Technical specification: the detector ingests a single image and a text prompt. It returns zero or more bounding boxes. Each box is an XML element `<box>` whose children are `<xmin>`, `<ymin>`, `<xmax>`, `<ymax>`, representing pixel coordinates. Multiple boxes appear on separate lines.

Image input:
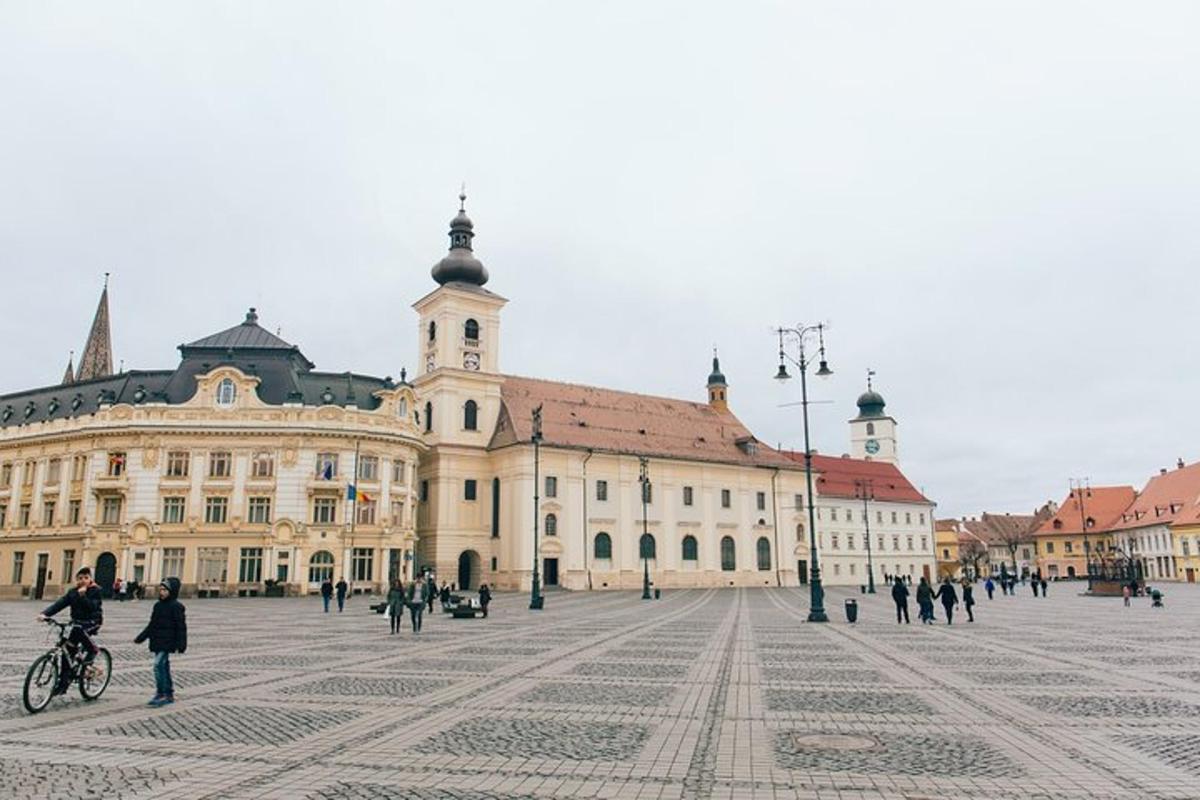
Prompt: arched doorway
<box><xmin>95</xmin><ymin>552</ymin><xmax>117</xmax><ymax>597</ymax></box>
<box><xmin>458</xmin><ymin>550</ymin><xmax>481</xmax><ymax>591</ymax></box>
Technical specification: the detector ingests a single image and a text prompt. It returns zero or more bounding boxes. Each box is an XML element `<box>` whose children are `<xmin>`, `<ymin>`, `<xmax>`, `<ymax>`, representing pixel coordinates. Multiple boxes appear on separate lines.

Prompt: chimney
<box><xmin>1160</xmin><ymin>468</ymin><xmax>1168</xmax><ymax>475</ymax></box>
<box><xmin>1178</xmin><ymin>458</ymin><xmax>1186</xmax><ymax>469</ymax></box>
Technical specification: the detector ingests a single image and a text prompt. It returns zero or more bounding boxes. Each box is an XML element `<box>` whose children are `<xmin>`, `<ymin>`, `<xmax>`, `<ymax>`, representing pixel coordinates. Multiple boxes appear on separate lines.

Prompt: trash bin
<box><xmin>654</xmin><ymin>588</ymin><xmax>661</xmax><ymax>600</ymax></box>
<box><xmin>860</xmin><ymin>585</ymin><xmax>866</xmax><ymax>594</ymax></box>
<box><xmin>844</xmin><ymin>598</ymin><xmax>858</xmax><ymax>623</ymax></box>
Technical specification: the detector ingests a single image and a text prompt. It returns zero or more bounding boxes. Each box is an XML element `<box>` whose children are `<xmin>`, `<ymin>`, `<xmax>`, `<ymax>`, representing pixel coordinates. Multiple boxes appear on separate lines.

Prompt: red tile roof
<box><xmin>1113</xmin><ymin>461</ymin><xmax>1200</xmax><ymax>530</ymax></box>
<box><xmin>1035</xmin><ymin>486</ymin><xmax>1137</xmax><ymax>536</ymax></box>
<box><xmin>961</xmin><ymin>512</ymin><xmax>1046</xmax><ymax>545</ymax></box>
<box><xmin>782</xmin><ymin>452</ymin><xmax>931</xmax><ymax>505</ymax></box>
<box><xmin>489</xmin><ymin>375</ymin><xmax>799</xmax><ymax>469</ymax></box>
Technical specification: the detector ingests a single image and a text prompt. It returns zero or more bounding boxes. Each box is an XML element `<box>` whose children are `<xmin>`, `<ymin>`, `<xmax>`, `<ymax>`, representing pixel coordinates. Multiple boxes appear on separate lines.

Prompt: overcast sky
<box><xmin>3</xmin><ymin>2</ymin><xmax>1198</xmax><ymax>518</ymax></box>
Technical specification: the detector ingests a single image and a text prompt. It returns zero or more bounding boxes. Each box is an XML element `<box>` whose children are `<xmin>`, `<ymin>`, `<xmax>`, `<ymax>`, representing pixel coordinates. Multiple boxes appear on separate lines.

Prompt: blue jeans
<box><xmin>323</xmin><ymin>595</ymin><xmax>331</xmax><ymax>612</ymax></box>
<box><xmin>154</xmin><ymin>651</ymin><xmax>174</xmax><ymax>697</ymax></box>
<box><xmin>337</xmin><ymin>594</ymin><xmax>346</xmax><ymax>612</ymax></box>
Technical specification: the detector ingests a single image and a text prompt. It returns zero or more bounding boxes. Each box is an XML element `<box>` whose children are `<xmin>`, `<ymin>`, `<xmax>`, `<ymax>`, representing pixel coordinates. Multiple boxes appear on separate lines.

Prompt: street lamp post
<box><xmin>856</xmin><ymin>479</ymin><xmax>876</xmax><ymax>594</ymax></box>
<box><xmin>529</xmin><ymin>405</ymin><xmax>544</xmax><ymax>610</ymax></box>
<box><xmin>774</xmin><ymin>323</ymin><xmax>833</xmax><ymax>623</ymax></box>
<box><xmin>1070</xmin><ymin>478</ymin><xmax>1093</xmax><ymax>592</ymax></box>
<box><xmin>639</xmin><ymin>457</ymin><xmax>652</xmax><ymax>600</ymax></box>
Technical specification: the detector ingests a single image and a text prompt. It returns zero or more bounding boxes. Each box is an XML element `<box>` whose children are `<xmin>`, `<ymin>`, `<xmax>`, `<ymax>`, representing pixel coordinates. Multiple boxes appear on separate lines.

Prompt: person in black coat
<box><xmin>935</xmin><ymin>578</ymin><xmax>959</xmax><ymax>625</ymax></box>
<box><xmin>134</xmin><ymin>577</ymin><xmax>187</xmax><ymax>707</ymax></box>
<box><xmin>335</xmin><ymin>578</ymin><xmax>348</xmax><ymax>612</ymax></box>
<box><xmin>891</xmin><ymin>578</ymin><xmax>910</xmax><ymax>624</ymax></box>
<box><xmin>39</xmin><ymin>566</ymin><xmax>104</xmax><ymax>666</ymax></box>
<box><xmin>478</xmin><ymin>583</ymin><xmax>492</xmax><ymax>618</ymax></box>
<box><xmin>962</xmin><ymin>580</ymin><xmax>976</xmax><ymax>622</ymax></box>
<box><xmin>320</xmin><ymin>579</ymin><xmax>334</xmax><ymax>613</ymax></box>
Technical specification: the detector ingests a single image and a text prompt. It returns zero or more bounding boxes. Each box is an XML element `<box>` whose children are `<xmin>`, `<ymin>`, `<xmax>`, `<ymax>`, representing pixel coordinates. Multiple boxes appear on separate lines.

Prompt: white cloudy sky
<box><xmin>2</xmin><ymin>2</ymin><xmax>1198</xmax><ymax>518</ymax></box>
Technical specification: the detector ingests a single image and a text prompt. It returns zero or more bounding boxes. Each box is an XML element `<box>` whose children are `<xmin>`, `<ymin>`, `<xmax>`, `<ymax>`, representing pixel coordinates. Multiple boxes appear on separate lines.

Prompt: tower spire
<box><xmin>61</xmin><ymin>351</ymin><xmax>75</xmax><ymax>385</ymax></box>
<box><xmin>707</xmin><ymin>348</ymin><xmax>728</xmax><ymax>410</ymax></box>
<box><xmin>76</xmin><ymin>274</ymin><xmax>114</xmax><ymax>381</ymax></box>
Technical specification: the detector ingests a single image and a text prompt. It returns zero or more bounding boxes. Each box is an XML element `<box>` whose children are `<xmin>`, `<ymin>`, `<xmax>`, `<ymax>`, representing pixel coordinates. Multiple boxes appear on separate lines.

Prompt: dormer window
<box><xmin>1053</xmin><ymin>519</ymin><xmax>1063</xmax><ymax>530</ymax></box>
<box><xmin>71</xmin><ymin>395</ymin><xmax>83</xmax><ymax>412</ymax></box>
<box><xmin>397</xmin><ymin>397</ymin><xmax>408</xmax><ymax>419</ymax></box>
<box><xmin>132</xmin><ymin>386</ymin><xmax>147</xmax><ymax>404</ymax></box>
<box><xmin>216</xmin><ymin>379</ymin><xmax>237</xmax><ymax>407</ymax></box>
<box><xmin>464</xmin><ymin>318</ymin><xmax>480</xmax><ymax>342</ymax></box>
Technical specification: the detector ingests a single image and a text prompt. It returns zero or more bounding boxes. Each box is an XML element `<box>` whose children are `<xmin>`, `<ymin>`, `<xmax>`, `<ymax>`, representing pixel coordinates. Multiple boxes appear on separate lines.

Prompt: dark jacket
<box><xmin>478</xmin><ymin>586</ymin><xmax>492</xmax><ymax>606</ymax></box>
<box><xmin>891</xmin><ymin>581</ymin><xmax>909</xmax><ymax>603</ymax></box>
<box><xmin>935</xmin><ymin>582</ymin><xmax>959</xmax><ymax>605</ymax></box>
<box><xmin>134</xmin><ymin>578</ymin><xmax>187</xmax><ymax>654</ymax></box>
<box><xmin>335</xmin><ymin>580</ymin><xmax>348</xmax><ymax>598</ymax></box>
<box><xmin>963</xmin><ymin>585</ymin><xmax>975</xmax><ymax>606</ymax></box>
<box><xmin>320</xmin><ymin>580</ymin><xmax>334</xmax><ymax>598</ymax></box>
<box><xmin>43</xmin><ymin>584</ymin><xmax>103</xmax><ymax>625</ymax></box>
<box><xmin>916</xmin><ymin>582</ymin><xmax>933</xmax><ymax>604</ymax></box>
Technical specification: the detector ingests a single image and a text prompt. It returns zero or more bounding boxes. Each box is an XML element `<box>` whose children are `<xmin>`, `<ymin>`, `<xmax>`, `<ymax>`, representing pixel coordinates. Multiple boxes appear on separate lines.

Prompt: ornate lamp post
<box><xmin>639</xmin><ymin>456</ymin><xmax>652</xmax><ymax>600</ymax></box>
<box><xmin>855</xmin><ymin>479</ymin><xmax>876</xmax><ymax>594</ymax></box>
<box><xmin>529</xmin><ymin>405</ymin><xmax>544</xmax><ymax>610</ymax></box>
<box><xmin>1069</xmin><ymin>478</ymin><xmax>1093</xmax><ymax>592</ymax></box>
<box><xmin>774</xmin><ymin>323</ymin><xmax>833</xmax><ymax>622</ymax></box>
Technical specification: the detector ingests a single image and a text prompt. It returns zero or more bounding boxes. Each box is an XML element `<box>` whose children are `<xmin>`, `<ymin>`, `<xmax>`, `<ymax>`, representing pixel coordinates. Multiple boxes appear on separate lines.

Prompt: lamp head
<box><xmin>774</xmin><ymin>362</ymin><xmax>791</xmax><ymax>382</ymax></box>
<box><xmin>816</xmin><ymin>359</ymin><xmax>833</xmax><ymax>378</ymax></box>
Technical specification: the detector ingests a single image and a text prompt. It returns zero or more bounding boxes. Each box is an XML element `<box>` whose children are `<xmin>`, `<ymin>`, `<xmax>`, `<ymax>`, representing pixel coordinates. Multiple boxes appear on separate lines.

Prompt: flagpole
<box><xmin>349</xmin><ymin>439</ymin><xmax>360</xmax><ymax>584</ymax></box>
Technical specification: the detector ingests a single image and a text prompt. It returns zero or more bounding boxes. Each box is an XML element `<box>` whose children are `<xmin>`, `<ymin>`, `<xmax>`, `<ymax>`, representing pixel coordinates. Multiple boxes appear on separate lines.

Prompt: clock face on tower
<box><xmin>865</xmin><ymin>439</ymin><xmax>881</xmax><ymax>455</ymax></box>
<box><xmin>463</xmin><ymin>352</ymin><xmax>480</xmax><ymax>371</ymax></box>
<box><xmin>425</xmin><ymin>352</ymin><xmax>436</xmax><ymax>373</ymax></box>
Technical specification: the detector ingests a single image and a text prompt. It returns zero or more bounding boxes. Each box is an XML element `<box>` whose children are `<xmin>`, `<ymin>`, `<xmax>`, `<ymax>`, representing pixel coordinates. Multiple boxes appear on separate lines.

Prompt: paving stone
<box><xmin>96</xmin><ymin>704</ymin><xmax>360</xmax><ymax>745</ymax></box>
<box><xmin>280</xmin><ymin>676</ymin><xmax>451</xmax><ymax>698</ymax></box>
<box><xmin>764</xmin><ymin>688</ymin><xmax>935</xmax><ymax>715</ymax></box>
<box><xmin>423</xmin><ymin>717</ymin><xmax>650</xmax><ymax>761</ymax></box>
<box><xmin>774</xmin><ymin>730</ymin><xmax>1024</xmax><ymax>777</ymax></box>
<box><xmin>517</xmin><ymin>681</ymin><xmax>675</xmax><ymax>706</ymax></box>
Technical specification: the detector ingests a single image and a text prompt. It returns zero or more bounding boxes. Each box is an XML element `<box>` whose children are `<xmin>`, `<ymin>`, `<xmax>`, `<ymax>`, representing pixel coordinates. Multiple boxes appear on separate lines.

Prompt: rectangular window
<box><xmin>12</xmin><ymin>551</ymin><xmax>25</xmax><ymax>583</ymax></box>
<box><xmin>420</xmin><ymin>480</ymin><xmax>429</xmax><ymax>502</ymax></box>
<box><xmin>104</xmin><ymin>498</ymin><xmax>126</xmax><ymax>525</ymax></box>
<box><xmin>833</xmin><ymin>563</ymin><xmax>840</xmax><ymax>576</ymax></box>
<box><xmin>1064</xmin><ymin>541</ymin><xmax>1074</xmax><ymax>554</ymax></box>
<box><xmin>545</xmin><ymin>476</ymin><xmax>558</xmax><ymax>498</ymax></box>
<box><xmin>1022</xmin><ymin>547</ymin><xmax>1031</xmax><ymax>560</ymax></box>
<box><xmin>392</xmin><ymin>460</ymin><xmax>406</xmax><ymax>483</ymax></box>
<box><xmin>0</xmin><ymin>503</ymin><xmax>9</xmax><ymax>527</ymax></box>
<box><xmin>906</xmin><ymin>535</ymin><xmax>914</xmax><ymax>551</ymax></box>
<box><xmin>71</xmin><ymin>455</ymin><xmax>87</xmax><ymax>482</ymax></box>
<box><xmin>316</xmin><ymin>452</ymin><xmax>338</xmax><ymax>479</ymax></box>
<box><xmin>721</xmin><ymin>489</ymin><xmax>731</xmax><ymax>509</ymax></box>
<box><xmin>850</xmin><ymin>563</ymin><xmax>856</xmax><ymax>576</ymax></box>
<box><xmin>251</xmin><ymin>452</ymin><xmax>274</xmax><ymax>478</ymax></box>
<box><xmin>877</xmin><ymin>535</ymin><xmax>884</xmax><ymax>550</ymax></box>
<box><xmin>204</xmin><ymin>496</ymin><xmax>228</xmax><ymax>524</ymax></box>
<box><xmin>831</xmin><ymin>534</ymin><xmax>839</xmax><ymax>549</ymax></box>
<box><xmin>208</xmin><ymin>451</ymin><xmax>231</xmax><ymax>478</ymax></box>
<box><xmin>0</xmin><ymin>462</ymin><xmax>11</xmax><ymax>486</ymax></box>
<box><xmin>876</xmin><ymin>510</ymin><xmax>883</xmax><ymax>523</ymax></box>
<box><xmin>464</xmin><ymin>479</ymin><xmax>477</xmax><ymax>501</ymax></box>
<box><xmin>391</xmin><ymin>500</ymin><xmax>405</xmax><ymax>525</ymax></box>
<box><xmin>42</xmin><ymin>501</ymin><xmax>55</xmax><ymax>527</ymax></box>
<box><xmin>847</xmin><ymin>534</ymin><xmax>855</xmax><ymax>549</ymax></box>
<box><xmin>905</xmin><ymin>512</ymin><xmax>912</xmax><ymax>525</ymax></box>
<box><xmin>238</xmin><ymin>548</ymin><xmax>263</xmax><ymax>583</ymax></box>
<box><xmin>358</xmin><ymin>455</ymin><xmax>379</xmax><ymax>481</ymax></box>
<box><xmin>596</xmin><ymin>480</ymin><xmax>608</xmax><ymax>501</ymax></box>
<box><xmin>830</xmin><ymin>508</ymin><xmax>838</xmax><ymax>522</ymax></box>
<box><xmin>892</xmin><ymin>535</ymin><xmax>900</xmax><ymax>551</ymax></box>
<box><xmin>166</xmin><ymin>451</ymin><xmax>190</xmax><ymax>478</ymax></box>
<box><xmin>162</xmin><ymin>547</ymin><xmax>184</xmax><ymax>579</ymax></box>
<box><xmin>46</xmin><ymin>458</ymin><xmax>61</xmax><ymax>485</ymax></box>
<box><xmin>106</xmin><ymin>453</ymin><xmax>125</xmax><ymax>477</ymax></box>
<box><xmin>313</xmin><ymin>497</ymin><xmax>338</xmax><ymax>524</ymax></box>
<box><xmin>23</xmin><ymin>460</ymin><xmax>36</xmax><ymax>485</ymax></box>
<box><xmin>794</xmin><ymin>493</ymin><xmax>804</xmax><ymax>511</ymax></box>
<box><xmin>162</xmin><ymin>497</ymin><xmax>186</xmax><ymax>524</ymax></box>
<box><xmin>919</xmin><ymin>513</ymin><xmax>926</xmax><ymax>526</ymax></box>
<box><xmin>351</xmin><ymin>547</ymin><xmax>373</xmax><ymax>582</ymax></box>
<box><xmin>891</xmin><ymin>511</ymin><xmax>898</xmax><ymax>524</ymax></box>
<box><xmin>1046</xmin><ymin>542</ymin><xmax>1055</xmax><ymax>554</ymax></box>
<box><xmin>15</xmin><ymin>503</ymin><xmax>30</xmax><ymax>527</ymax></box>
<box><xmin>68</xmin><ymin>500</ymin><xmax>81</xmax><ymax>526</ymax></box>
<box><xmin>920</xmin><ymin>536</ymin><xmax>927</xmax><ymax>551</ymax></box>
<box><xmin>863</xmin><ymin>534</ymin><xmax>869</xmax><ymax>550</ymax></box>
<box><xmin>756</xmin><ymin>491</ymin><xmax>766</xmax><ymax>511</ymax></box>
<box><xmin>683</xmin><ymin>486</ymin><xmax>694</xmax><ymax>506</ymax></box>
<box><xmin>247</xmin><ymin>497</ymin><xmax>272</xmax><ymax>524</ymax></box>
<box><xmin>62</xmin><ymin>549</ymin><xmax>75</xmax><ymax>579</ymax></box>
<box><xmin>197</xmin><ymin>547</ymin><xmax>228</xmax><ymax>584</ymax></box>
<box><xmin>356</xmin><ymin>499</ymin><xmax>376</xmax><ymax>525</ymax></box>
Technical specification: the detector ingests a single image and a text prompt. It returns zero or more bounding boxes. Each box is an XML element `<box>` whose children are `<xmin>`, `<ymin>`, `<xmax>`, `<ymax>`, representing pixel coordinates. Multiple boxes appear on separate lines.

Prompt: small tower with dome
<box><xmin>706</xmin><ymin>350</ymin><xmax>729</xmax><ymax>411</ymax></box>
<box><xmin>849</xmin><ymin>370</ymin><xmax>898</xmax><ymax>463</ymax></box>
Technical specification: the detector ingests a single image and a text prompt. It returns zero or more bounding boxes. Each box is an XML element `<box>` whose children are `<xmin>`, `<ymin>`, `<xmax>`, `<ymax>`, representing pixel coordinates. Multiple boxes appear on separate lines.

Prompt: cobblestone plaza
<box><xmin>2</xmin><ymin>585</ymin><xmax>1199</xmax><ymax>799</ymax></box>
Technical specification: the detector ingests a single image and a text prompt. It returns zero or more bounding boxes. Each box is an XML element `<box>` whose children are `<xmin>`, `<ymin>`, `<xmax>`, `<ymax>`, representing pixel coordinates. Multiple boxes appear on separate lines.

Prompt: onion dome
<box><xmin>431</xmin><ymin>191</ymin><xmax>489</xmax><ymax>286</ymax></box>
<box><xmin>707</xmin><ymin>353</ymin><xmax>727</xmax><ymax>387</ymax></box>
<box><xmin>856</xmin><ymin>389</ymin><xmax>886</xmax><ymax>418</ymax></box>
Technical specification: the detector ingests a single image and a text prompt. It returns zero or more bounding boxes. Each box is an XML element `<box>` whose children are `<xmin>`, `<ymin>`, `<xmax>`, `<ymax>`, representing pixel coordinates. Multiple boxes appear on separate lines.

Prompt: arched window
<box><xmin>640</xmin><ymin>533</ymin><xmax>656</xmax><ymax>560</ymax></box>
<box><xmin>866</xmin><ymin>422</ymin><xmax>875</xmax><ymax>435</ymax></box>
<box><xmin>428</xmin><ymin>320</ymin><xmax>436</xmax><ymax>342</ymax></box>
<box><xmin>398</xmin><ymin>397</ymin><xmax>408</xmax><ymax>419</ymax></box>
<box><xmin>216</xmin><ymin>379</ymin><xmax>237</xmax><ymax>407</ymax></box>
<box><xmin>721</xmin><ymin>536</ymin><xmax>736</xmax><ymax>571</ymax></box>
<box><xmin>464</xmin><ymin>318</ymin><xmax>480</xmax><ymax>341</ymax></box>
<box><xmin>424</xmin><ymin>401</ymin><xmax>432</xmax><ymax>433</ymax></box>
<box><xmin>757</xmin><ymin>537</ymin><xmax>772</xmax><ymax>571</ymax></box>
<box><xmin>545</xmin><ymin>513</ymin><xmax>557</xmax><ymax>536</ymax></box>
<box><xmin>682</xmin><ymin>535</ymin><xmax>698</xmax><ymax>561</ymax></box>
<box><xmin>308</xmin><ymin>550</ymin><xmax>335</xmax><ymax>583</ymax></box>
<box><xmin>464</xmin><ymin>400</ymin><xmax>478</xmax><ymax>431</ymax></box>
<box><xmin>796</xmin><ymin>523</ymin><xmax>805</xmax><ymax>541</ymax></box>
<box><xmin>594</xmin><ymin>532</ymin><xmax>612</xmax><ymax>559</ymax></box>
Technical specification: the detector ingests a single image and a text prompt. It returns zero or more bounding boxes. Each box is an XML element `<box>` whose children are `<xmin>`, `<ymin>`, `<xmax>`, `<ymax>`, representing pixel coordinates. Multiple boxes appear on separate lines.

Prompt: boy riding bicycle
<box><xmin>37</xmin><ymin>566</ymin><xmax>104</xmax><ymax>665</ymax></box>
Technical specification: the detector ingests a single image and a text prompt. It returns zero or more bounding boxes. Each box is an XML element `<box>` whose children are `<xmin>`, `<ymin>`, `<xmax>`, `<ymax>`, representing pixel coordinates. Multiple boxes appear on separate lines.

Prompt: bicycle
<box><xmin>22</xmin><ymin>619</ymin><xmax>112</xmax><ymax>714</ymax></box>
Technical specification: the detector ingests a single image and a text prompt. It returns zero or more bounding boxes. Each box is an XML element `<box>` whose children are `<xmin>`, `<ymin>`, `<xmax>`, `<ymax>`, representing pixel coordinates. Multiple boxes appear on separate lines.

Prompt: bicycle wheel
<box><xmin>22</xmin><ymin>653</ymin><xmax>59</xmax><ymax>714</ymax></box>
<box><xmin>79</xmin><ymin>648</ymin><xmax>112</xmax><ymax>701</ymax></box>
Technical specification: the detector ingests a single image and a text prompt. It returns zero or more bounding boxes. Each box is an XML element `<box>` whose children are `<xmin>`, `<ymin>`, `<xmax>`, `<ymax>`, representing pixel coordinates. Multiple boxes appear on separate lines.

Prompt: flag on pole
<box><xmin>347</xmin><ymin>484</ymin><xmax>371</xmax><ymax>504</ymax></box>
<box><xmin>322</xmin><ymin>461</ymin><xmax>333</xmax><ymax>480</ymax></box>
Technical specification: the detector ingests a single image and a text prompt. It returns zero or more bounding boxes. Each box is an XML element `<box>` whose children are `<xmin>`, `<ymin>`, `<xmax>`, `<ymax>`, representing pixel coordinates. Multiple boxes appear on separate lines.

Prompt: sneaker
<box><xmin>160</xmin><ymin>695</ymin><xmax>175</xmax><ymax>706</ymax></box>
<box><xmin>147</xmin><ymin>695</ymin><xmax>164</xmax><ymax>706</ymax></box>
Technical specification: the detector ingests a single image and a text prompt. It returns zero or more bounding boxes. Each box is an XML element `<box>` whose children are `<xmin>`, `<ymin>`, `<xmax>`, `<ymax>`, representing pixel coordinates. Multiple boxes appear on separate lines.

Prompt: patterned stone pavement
<box><xmin>1</xmin><ymin>583</ymin><xmax>1199</xmax><ymax>799</ymax></box>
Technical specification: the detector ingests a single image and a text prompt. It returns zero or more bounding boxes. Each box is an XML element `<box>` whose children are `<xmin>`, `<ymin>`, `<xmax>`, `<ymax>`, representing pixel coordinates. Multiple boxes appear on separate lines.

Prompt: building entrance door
<box><xmin>1187</xmin><ymin>568</ymin><xmax>1196</xmax><ymax>583</ymax></box>
<box><xmin>543</xmin><ymin>558</ymin><xmax>559</xmax><ymax>586</ymax></box>
<box><xmin>34</xmin><ymin>553</ymin><xmax>49</xmax><ymax>600</ymax></box>
<box><xmin>797</xmin><ymin>560</ymin><xmax>807</xmax><ymax>585</ymax></box>
<box><xmin>95</xmin><ymin>553</ymin><xmax>117</xmax><ymax>597</ymax></box>
<box><xmin>922</xmin><ymin>564</ymin><xmax>931</xmax><ymax>582</ymax></box>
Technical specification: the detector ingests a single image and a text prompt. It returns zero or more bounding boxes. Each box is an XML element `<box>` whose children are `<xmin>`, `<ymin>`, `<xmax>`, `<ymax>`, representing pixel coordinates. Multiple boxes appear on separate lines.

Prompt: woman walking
<box><xmin>406</xmin><ymin>575</ymin><xmax>427</xmax><ymax>633</ymax></box>
<box><xmin>916</xmin><ymin>577</ymin><xmax>934</xmax><ymax>624</ymax></box>
<box><xmin>386</xmin><ymin>579</ymin><xmax>405</xmax><ymax>635</ymax></box>
<box><xmin>962</xmin><ymin>579</ymin><xmax>976</xmax><ymax>622</ymax></box>
<box><xmin>935</xmin><ymin>578</ymin><xmax>959</xmax><ymax>625</ymax></box>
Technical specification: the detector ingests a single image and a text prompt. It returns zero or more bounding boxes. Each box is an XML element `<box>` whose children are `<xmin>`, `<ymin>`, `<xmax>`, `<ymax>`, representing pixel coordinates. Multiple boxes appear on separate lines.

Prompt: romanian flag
<box><xmin>347</xmin><ymin>484</ymin><xmax>371</xmax><ymax>504</ymax></box>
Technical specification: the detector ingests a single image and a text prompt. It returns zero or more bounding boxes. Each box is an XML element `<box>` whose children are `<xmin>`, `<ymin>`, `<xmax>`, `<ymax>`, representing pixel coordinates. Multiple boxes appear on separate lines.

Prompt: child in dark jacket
<box><xmin>134</xmin><ymin>577</ymin><xmax>187</xmax><ymax>707</ymax></box>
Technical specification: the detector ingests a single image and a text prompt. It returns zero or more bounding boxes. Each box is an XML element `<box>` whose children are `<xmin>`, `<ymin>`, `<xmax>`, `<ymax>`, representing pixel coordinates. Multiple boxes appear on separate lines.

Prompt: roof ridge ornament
<box><xmin>431</xmin><ymin>189</ymin><xmax>489</xmax><ymax>286</ymax></box>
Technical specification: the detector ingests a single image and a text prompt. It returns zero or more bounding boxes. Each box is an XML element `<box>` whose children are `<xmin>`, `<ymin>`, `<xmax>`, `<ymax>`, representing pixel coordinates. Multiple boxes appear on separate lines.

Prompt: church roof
<box><xmin>783</xmin><ymin>452</ymin><xmax>931</xmax><ymax>505</ymax></box>
<box><xmin>488</xmin><ymin>375</ymin><xmax>799</xmax><ymax>469</ymax></box>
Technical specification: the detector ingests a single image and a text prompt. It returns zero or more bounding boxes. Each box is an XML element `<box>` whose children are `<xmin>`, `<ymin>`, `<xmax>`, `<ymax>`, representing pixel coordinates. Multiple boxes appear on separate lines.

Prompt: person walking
<box><xmin>984</xmin><ymin>577</ymin><xmax>995</xmax><ymax>600</ymax></box>
<box><xmin>133</xmin><ymin>578</ymin><xmax>187</xmax><ymax>707</ymax></box>
<box><xmin>439</xmin><ymin>582</ymin><xmax>452</xmax><ymax>607</ymax></box>
<box><xmin>406</xmin><ymin>575</ymin><xmax>427</xmax><ymax>633</ymax></box>
<box><xmin>962</xmin><ymin>580</ymin><xmax>976</xmax><ymax>622</ymax></box>
<box><xmin>935</xmin><ymin>578</ymin><xmax>959</xmax><ymax>625</ymax></box>
<box><xmin>916</xmin><ymin>577</ymin><xmax>934</xmax><ymax>624</ymax></box>
<box><xmin>1031</xmin><ymin>576</ymin><xmax>1039</xmax><ymax>597</ymax></box>
<box><xmin>320</xmin><ymin>578</ymin><xmax>334</xmax><ymax>613</ymax></box>
<box><xmin>335</xmin><ymin>577</ymin><xmax>348</xmax><ymax>612</ymax></box>
<box><xmin>386</xmin><ymin>579</ymin><xmax>405</xmax><ymax>635</ymax></box>
<box><xmin>1122</xmin><ymin>583</ymin><xmax>1132</xmax><ymax>607</ymax></box>
<box><xmin>1040</xmin><ymin>577</ymin><xmax>1048</xmax><ymax>597</ymax></box>
<box><xmin>425</xmin><ymin>573</ymin><xmax>437</xmax><ymax>613</ymax></box>
<box><xmin>478</xmin><ymin>583</ymin><xmax>492</xmax><ymax>618</ymax></box>
<box><xmin>891</xmin><ymin>577</ymin><xmax>910</xmax><ymax>624</ymax></box>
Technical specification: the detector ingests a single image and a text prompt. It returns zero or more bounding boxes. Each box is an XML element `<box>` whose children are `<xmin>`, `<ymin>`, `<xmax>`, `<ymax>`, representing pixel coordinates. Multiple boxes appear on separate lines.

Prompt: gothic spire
<box><xmin>61</xmin><ymin>351</ymin><xmax>75</xmax><ymax>385</ymax></box>
<box><xmin>76</xmin><ymin>274</ymin><xmax>114</xmax><ymax>381</ymax></box>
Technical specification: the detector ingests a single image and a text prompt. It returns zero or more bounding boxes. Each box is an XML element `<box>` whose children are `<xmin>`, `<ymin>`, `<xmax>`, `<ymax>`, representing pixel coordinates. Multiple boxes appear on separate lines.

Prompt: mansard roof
<box><xmin>488</xmin><ymin>375</ymin><xmax>799</xmax><ymax>469</ymax></box>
